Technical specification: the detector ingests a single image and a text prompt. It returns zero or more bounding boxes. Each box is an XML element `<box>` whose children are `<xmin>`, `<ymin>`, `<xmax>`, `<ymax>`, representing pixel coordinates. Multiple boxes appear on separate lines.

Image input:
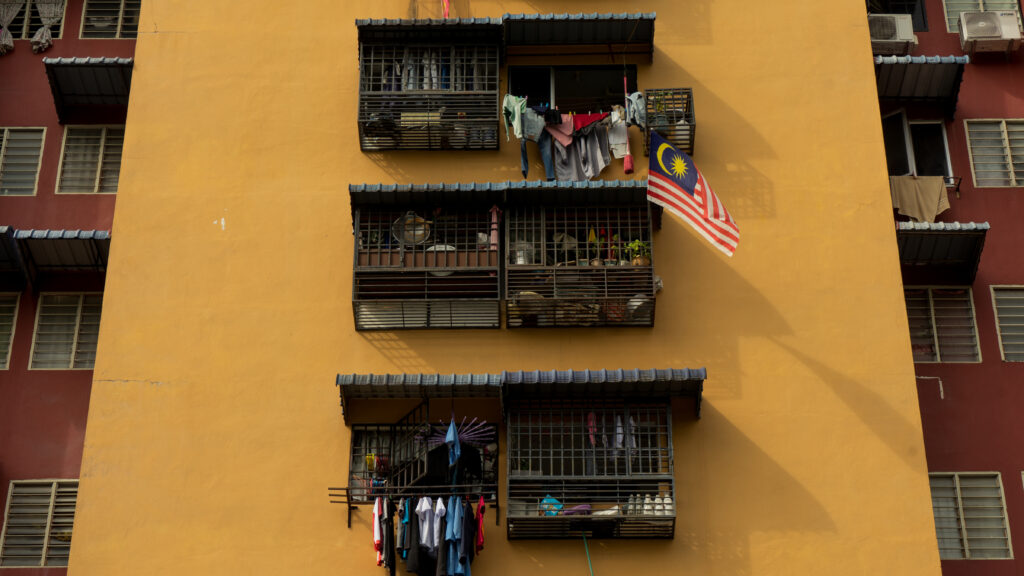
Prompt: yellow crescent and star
<box><xmin>657</xmin><ymin>142</ymin><xmax>689</xmax><ymax>180</ymax></box>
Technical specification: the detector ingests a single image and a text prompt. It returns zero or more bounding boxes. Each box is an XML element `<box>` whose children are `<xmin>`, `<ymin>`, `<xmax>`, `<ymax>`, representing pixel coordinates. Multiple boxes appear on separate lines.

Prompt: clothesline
<box><xmin>328</xmin><ymin>484</ymin><xmax>500</xmax><ymax>528</ymax></box>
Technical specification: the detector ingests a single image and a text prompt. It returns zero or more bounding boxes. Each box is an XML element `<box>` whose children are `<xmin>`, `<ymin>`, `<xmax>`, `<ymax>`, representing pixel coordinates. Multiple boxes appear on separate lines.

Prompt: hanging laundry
<box><xmin>459</xmin><ymin>500</ymin><xmax>476</xmax><ymax>576</ymax></box>
<box><xmin>522</xmin><ymin>109</ymin><xmax>545</xmax><ymax>142</ymax></box>
<box><xmin>475</xmin><ymin>496</ymin><xmax>485</xmax><ymax>555</ymax></box>
<box><xmin>544</xmin><ymin>113</ymin><xmax>574</xmax><ymax>147</ymax></box>
<box><xmin>608</xmin><ymin>107</ymin><xmax>630</xmax><ymax>159</ymax></box>
<box><xmin>373</xmin><ymin>497</ymin><xmax>384</xmax><ymax>566</ymax></box>
<box><xmin>625</xmin><ymin>92</ymin><xmax>647</xmax><ymax>129</ymax></box>
<box><xmin>501</xmin><ymin>94</ymin><xmax>528</xmax><ymax>142</ymax></box>
<box><xmin>445</xmin><ymin>495</ymin><xmax>464</xmax><ymax>576</ymax></box>
<box><xmin>576</xmin><ymin>123</ymin><xmax>610</xmax><ymax>179</ymax></box>
<box><xmin>520</xmin><ymin>129</ymin><xmax>555</xmax><ymax>181</ymax></box>
<box><xmin>416</xmin><ymin>496</ymin><xmax>435</xmax><ymax>550</ymax></box>
<box><xmin>553</xmin><ymin>140</ymin><xmax>585</xmax><ymax>181</ymax></box>
<box><xmin>432</xmin><ymin>497</ymin><xmax>447</xmax><ymax>552</ymax></box>
<box><xmin>572</xmin><ymin>112</ymin><xmax>609</xmax><ymax>132</ymax></box>
<box><xmin>405</xmin><ymin>498</ymin><xmax>422</xmax><ymax>573</ymax></box>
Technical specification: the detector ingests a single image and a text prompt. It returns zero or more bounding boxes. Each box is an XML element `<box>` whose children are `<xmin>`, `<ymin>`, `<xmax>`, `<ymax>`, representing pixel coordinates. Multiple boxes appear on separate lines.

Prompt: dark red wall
<box><xmin>0</xmin><ymin>0</ymin><xmax>134</xmax><ymax>230</ymax></box>
<box><xmin>905</xmin><ymin>1</ymin><xmax>1024</xmax><ymax>573</ymax></box>
<box><xmin>0</xmin><ymin>1</ymin><xmax>130</xmax><ymax>572</ymax></box>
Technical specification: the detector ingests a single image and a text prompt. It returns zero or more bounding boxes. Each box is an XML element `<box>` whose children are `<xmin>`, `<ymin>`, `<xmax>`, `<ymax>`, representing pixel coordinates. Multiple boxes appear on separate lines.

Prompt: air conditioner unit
<box><xmin>869</xmin><ymin>14</ymin><xmax>917</xmax><ymax>55</ymax></box>
<box><xmin>960</xmin><ymin>11</ymin><xmax>1022</xmax><ymax>53</ymax></box>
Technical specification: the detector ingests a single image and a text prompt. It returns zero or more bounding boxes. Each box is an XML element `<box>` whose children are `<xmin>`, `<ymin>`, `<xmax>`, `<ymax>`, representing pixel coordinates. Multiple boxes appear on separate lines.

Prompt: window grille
<box><xmin>29</xmin><ymin>293</ymin><xmax>103</xmax><ymax>370</ymax></box>
<box><xmin>644</xmin><ymin>88</ymin><xmax>695</xmax><ymax>156</ymax></box>
<box><xmin>349</xmin><ymin>403</ymin><xmax>498</xmax><ymax>503</ymax></box>
<box><xmin>904</xmin><ymin>287</ymin><xmax>979</xmax><ymax>362</ymax></box>
<box><xmin>81</xmin><ymin>0</ymin><xmax>140</xmax><ymax>39</ymax></box>
<box><xmin>506</xmin><ymin>400</ymin><xmax>674</xmax><ymax>539</ymax></box>
<box><xmin>929</xmin><ymin>473</ymin><xmax>1012</xmax><ymax>559</ymax></box>
<box><xmin>6</xmin><ymin>1</ymin><xmax>65</xmax><ymax>39</ymax></box>
<box><xmin>943</xmin><ymin>0</ymin><xmax>1021</xmax><ymax>32</ymax></box>
<box><xmin>0</xmin><ymin>128</ymin><xmax>45</xmax><ymax>197</ymax></box>
<box><xmin>358</xmin><ymin>44</ymin><xmax>500</xmax><ymax>150</ymax></box>
<box><xmin>505</xmin><ymin>205</ymin><xmax>655</xmax><ymax>328</ymax></box>
<box><xmin>352</xmin><ymin>207</ymin><xmax>500</xmax><ymax>329</ymax></box>
<box><xmin>966</xmin><ymin>120</ymin><xmax>1024</xmax><ymax>187</ymax></box>
<box><xmin>56</xmin><ymin>126</ymin><xmax>124</xmax><ymax>194</ymax></box>
<box><xmin>0</xmin><ymin>294</ymin><xmax>17</xmax><ymax>369</ymax></box>
<box><xmin>0</xmin><ymin>480</ymin><xmax>78</xmax><ymax>567</ymax></box>
<box><xmin>991</xmin><ymin>286</ymin><xmax>1024</xmax><ymax>361</ymax></box>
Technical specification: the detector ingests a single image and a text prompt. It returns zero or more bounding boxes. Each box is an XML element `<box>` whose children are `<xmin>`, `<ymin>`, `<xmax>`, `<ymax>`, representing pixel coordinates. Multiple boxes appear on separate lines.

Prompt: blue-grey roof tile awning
<box><xmin>336</xmin><ymin>372</ymin><xmax>503</xmax><ymax>421</ymax></box>
<box><xmin>43</xmin><ymin>57</ymin><xmax>133</xmax><ymax>124</ymax></box>
<box><xmin>336</xmin><ymin>367</ymin><xmax>706</xmax><ymax>421</ymax></box>
<box><xmin>15</xmin><ymin>229</ymin><xmax>110</xmax><ymax>283</ymax></box>
<box><xmin>349</xmin><ymin>179</ymin><xmax>650</xmax><ymax>206</ymax></box>
<box><xmin>0</xmin><ymin>227</ymin><xmax>27</xmax><ymax>290</ymax></box>
<box><xmin>875</xmin><ymin>55</ymin><xmax>968</xmax><ymax>116</ymax></box>
<box><xmin>503</xmin><ymin>12</ymin><xmax>656</xmax><ymax>61</ymax></box>
<box><xmin>897</xmin><ymin>221</ymin><xmax>988</xmax><ymax>285</ymax></box>
<box><xmin>356</xmin><ymin>17</ymin><xmax>503</xmax><ymax>43</ymax></box>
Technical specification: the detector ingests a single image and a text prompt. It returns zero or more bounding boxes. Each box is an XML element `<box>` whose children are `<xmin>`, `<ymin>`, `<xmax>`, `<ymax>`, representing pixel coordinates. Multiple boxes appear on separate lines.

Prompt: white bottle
<box><xmin>643</xmin><ymin>494</ymin><xmax>653</xmax><ymax>515</ymax></box>
<box><xmin>627</xmin><ymin>494</ymin><xmax>635</xmax><ymax>515</ymax></box>
<box><xmin>654</xmin><ymin>495</ymin><xmax>664</xmax><ymax>516</ymax></box>
<box><xmin>663</xmin><ymin>494</ymin><xmax>674</xmax><ymax>515</ymax></box>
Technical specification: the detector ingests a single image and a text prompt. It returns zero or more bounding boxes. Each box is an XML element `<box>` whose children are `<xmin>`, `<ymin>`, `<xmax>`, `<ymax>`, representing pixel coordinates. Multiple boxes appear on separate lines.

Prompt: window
<box><xmin>29</xmin><ymin>293</ymin><xmax>102</xmax><ymax>370</ymax></box>
<box><xmin>505</xmin><ymin>204</ymin><xmax>655</xmax><ymax>328</ymax></box>
<box><xmin>992</xmin><ymin>286</ymin><xmax>1024</xmax><ymax>361</ymax></box>
<box><xmin>0</xmin><ymin>480</ymin><xmax>78</xmax><ymax>567</ymax></box>
<box><xmin>943</xmin><ymin>0</ymin><xmax>1022</xmax><ymax>32</ymax></box>
<box><xmin>5</xmin><ymin>0</ymin><xmax>65</xmax><ymax>39</ymax></box>
<box><xmin>965</xmin><ymin>120</ymin><xmax>1024</xmax><ymax>187</ymax></box>
<box><xmin>882</xmin><ymin>113</ymin><xmax>951</xmax><ymax>177</ymax></box>
<box><xmin>0</xmin><ymin>128</ymin><xmax>45</xmax><ymax>197</ymax></box>
<box><xmin>929</xmin><ymin>473</ymin><xmax>1012</xmax><ymax>559</ymax></box>
<box><xmin>0</xmin><ymin>294</ymin><xmax>18</xmax><ymax>370</ymax></box>
<box><xmin>80</xmin><ymin>0</ymin><xmax>140</xmax><ymax>39</ymax></box>
<box><xmin>508</xmin><ymin>66</ymin><xmax>638</xmax><ymax>113</ymax></box>
<box><xmin>904</xmin><ymin>287</ymin><xmax>980</xmax><ymax>362</ymax></box>
<box><xmin>506</xmin><ymin>400</ymin><xmax>674</xmax><ymax>538</ymax></box>
<box><xmin>870</xmin><ymin>0</ymin><xmax>929</xmax><ymax>30</ymax></box>
<box><xmin>56</xmin><ymin>126</ymin><xmax>124</xmax><ymax>194</ymax></box>
<box><xmin>348</xmin><ymin>403</ymin><xmax>497</xmax><ymax>502</ymax></box>
<box><xmin>358</xmin><ymin>44</ymin><xmax>500</xmax><ymax>150</ymax></box>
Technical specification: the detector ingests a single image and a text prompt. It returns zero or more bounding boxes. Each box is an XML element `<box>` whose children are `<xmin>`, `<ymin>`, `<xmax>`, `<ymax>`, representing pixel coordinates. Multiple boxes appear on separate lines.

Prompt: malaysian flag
<box><xmin>647</xmin><ymin>131</ymin><xmax>739</xmax><ymax>257</ymax></box>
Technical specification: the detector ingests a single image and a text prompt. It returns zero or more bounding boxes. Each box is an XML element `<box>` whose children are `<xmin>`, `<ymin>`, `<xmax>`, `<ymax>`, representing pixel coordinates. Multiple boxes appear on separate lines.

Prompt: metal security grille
<box><xmin>505</xmin><ymin>205</ymin><xmax>655</xmax><ymax>328</ymax></box>
<box><xmin>992</xmin><ymin>286</ymin><xmax>1024</xmax><ymax>360</ymax></box>
<box><xmin>81</xmin><ymin>0</ymin><xmax>140</xmax><ymax>39</ymax></box>
<box><xmin>966</xmin><ymin>120</ymin><xmax>1024</xmax><ymax>187</ymax></box>
<box><xmin>30</xmin><ymin>293</ymin><xmax>103</xmax><ymax>370</ymax></box>
<box><xmin>506</xmin><ymin>401</ymin><xmax>674</xmax><ymax>539</ymax></box>
<box><xmin>0</xmin><ymin>128</ymin><xmax>45</xmax><ymax>197</ymax></box>
<box><xmin>0</xmin><ymin>294</ymin><xmax>17</xmax><ymax>370</ymax></box>
<box><xmin>7</xmin><ymin>1</ymin><xmax>65</xmax><ymax>39</ymax></box>
<box><xmin>358</xmin><ymin>44</ymin><xmax>500</xmax><ymax>150</ymax></box>
<box><xmin>944</xmin><ymin>0</ymin><xmax>1022</xmax><ymax>32</ymax></box>
<box><xmin>904</xmin><ymin>287</ymin><xmax>979</xmax><ymax>362</ymax></box>
<box><xmin>353</xmin><ymin>207</ymin><xmax>500</xmax><ymax>329</ymax></box>
<box><xmin>0</xmin><ymin>480</ymin><xmax>78</xmax><ymax>567</ymax></box>
<box><xmin>644</xmin><ymin>88</ymin><xmax>695</xmax><ymax>156</ymax></box>
<box><xmin>57</xmin><ymin>127</ymin><xmax>124</xmax><ymax>194</ymax></box>
<box><xmin>929</xmin><ymin>473</ymin><xmax>1011</xmax><ymax>559</ymax></box>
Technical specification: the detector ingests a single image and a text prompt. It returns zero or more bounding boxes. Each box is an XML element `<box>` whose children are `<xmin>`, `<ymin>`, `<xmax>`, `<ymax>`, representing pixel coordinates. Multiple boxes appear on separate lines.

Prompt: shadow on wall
<box><xmin>356</xmin><ymin>231</ymin><xmax>794</xmax><ymax>401</ymax></box>
<box><xmin>495</xmin><ymin>402</ymin><xmax>835</xmax><ymax>575</ymax></box>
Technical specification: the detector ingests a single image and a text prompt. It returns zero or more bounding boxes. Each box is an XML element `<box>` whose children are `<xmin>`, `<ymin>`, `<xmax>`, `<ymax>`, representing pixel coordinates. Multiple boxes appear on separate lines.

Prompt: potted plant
<box><xmin>624</xmin><ymin>239</ymin><xmax>651</xmax><ymax>266</ymax></box>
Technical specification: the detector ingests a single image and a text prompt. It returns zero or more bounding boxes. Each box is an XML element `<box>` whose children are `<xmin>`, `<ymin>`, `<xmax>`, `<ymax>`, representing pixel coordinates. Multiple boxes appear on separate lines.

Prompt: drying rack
<box><xmin>329</xmin><ymin>483</ymin><xmax>500</xmax><ymax>528</ymax></box>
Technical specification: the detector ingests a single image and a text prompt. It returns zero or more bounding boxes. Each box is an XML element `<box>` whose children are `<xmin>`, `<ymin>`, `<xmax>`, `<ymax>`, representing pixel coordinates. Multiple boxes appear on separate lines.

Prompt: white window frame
<box><xmin>942</xmin><ymin>0</ymin><xmax>1024</xmax><ymax>33</ymax></box>
<box><xmin>965</xmin><ymin>118</ymin><xmax>1024</xmax><ymax>188</ymax></box>
<box><xmin>0</xmin><ymin>479</ymin><xmax>78</xmax><ymax>568</ymax></box>
<box><xmin>905</xmin><ymin>286</ymin><xmax>982</xmax><ymax>363</ymax></box>
<box><xmin>884</xmin><ymin>111</ymin><xmax>954</xmax><ymax>178</ymax></box>
<box><xmin>0</xmin><ymin>127</ymin><xmax>46</xmax><ymax>198</ymax></box>
<box><xmin>5</xmin><ymin>0</ymin><xmax>68</xmax><ymax>40</ymax></box>
<box><xmin>0</xmin><ymin>293</ymin><xmax>20</xmax><ymax>370</ymax></box>
<box><xmin>28</xmin><ymin>292</ymin><xmax>103</xmax><ymax>371</ymax></box>
<box><xmin>79</xmin><ymin>0</ymin><xmax>140</xmax><ymax>39</ymax></box>
<box><xmin>929</xmin><ymin>472</ymin><xmax>1014</xmax><ymax>560</ymax></box>
<box><xmin>54</xmin><ymin>125</ymin><xmax>124</xmax><ymax>195</ymax></box>
<box><xmin>989</xmin><ymin>285</ymin><xmax>1024</xmax><ymax>361</ymax></box>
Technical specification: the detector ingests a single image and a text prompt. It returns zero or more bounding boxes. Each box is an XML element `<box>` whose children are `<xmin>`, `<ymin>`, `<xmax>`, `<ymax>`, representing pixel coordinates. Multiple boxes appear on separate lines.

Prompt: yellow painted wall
<box><xmin>70</xmin><ymin>1</ymin><xmax>942</xmax><ymax>575</ymax></box>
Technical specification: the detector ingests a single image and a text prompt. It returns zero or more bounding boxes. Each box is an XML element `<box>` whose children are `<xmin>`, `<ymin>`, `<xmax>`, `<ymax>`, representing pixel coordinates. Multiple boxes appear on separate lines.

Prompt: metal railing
<box><xmin>644</xmin><ymin>88</ymin><xmax>695</xmax><ymax>156</ymax></box>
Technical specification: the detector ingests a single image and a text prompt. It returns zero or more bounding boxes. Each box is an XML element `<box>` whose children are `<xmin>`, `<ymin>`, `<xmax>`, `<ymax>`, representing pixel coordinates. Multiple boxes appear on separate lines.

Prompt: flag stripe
<box><xmin>649</xmin><ymin>175</ymin><xmax>739</xmax><ymax>246</ymax></box>
<box><xmin>647</xmin><ymin>186</ymin><xmax>738</xmax><ymax>251</ymax></box>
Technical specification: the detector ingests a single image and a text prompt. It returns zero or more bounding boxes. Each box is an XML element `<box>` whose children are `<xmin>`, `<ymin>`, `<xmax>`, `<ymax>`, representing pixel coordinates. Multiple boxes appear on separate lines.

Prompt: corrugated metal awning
<box><xmin>356</xmin><ymin>17</ymin><xmax>503</xmax><ymax>43</ymax></box>
<box><xmin>43</xmin><ymin>57</ymin><xmax>133</xmax><ymax>124</ymax></box>
<box><xmin>0</xmin><ymin>227</ymin><xmax>27</xmax><ymax>290</ymax></box>
<box><xmin>874</xmin><ymin>55</ymin><xmax>968</xmax><ymax>116</ymax></box>
<box><xmin>15</xmin><ymin>229</ymin><xmax>110</xmax><ymax>283</ymax></box>
<box><xmin>336</xmin><ymin>367</ymin><xmax>706</xmax><ymax>421</ymax></box>
<box><xmin>503</xmin><ymin>12</ymin><xmax>656</xmax><ymax>61</ymax></box>
<box><xmin>349</xmin><ymin>179</ymin><xmax>649</xmax><ymax>206</ymax></box>
<box><xmin>897</xmin><ymin>221</ymin><xmax>988</xmax><ymax>284</ymax></box>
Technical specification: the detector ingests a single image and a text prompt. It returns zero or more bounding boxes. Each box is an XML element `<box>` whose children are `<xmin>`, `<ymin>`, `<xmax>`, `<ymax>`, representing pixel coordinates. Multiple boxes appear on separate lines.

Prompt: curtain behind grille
<box><xmin>0</xmin><ymin>0</ymin><xmax>23</xmax><ymax>55</ymax></box>
<box><xmin>31</xmin><ymin>0</ymin><xmax>63</xmax><ymax>53</ymax></box>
